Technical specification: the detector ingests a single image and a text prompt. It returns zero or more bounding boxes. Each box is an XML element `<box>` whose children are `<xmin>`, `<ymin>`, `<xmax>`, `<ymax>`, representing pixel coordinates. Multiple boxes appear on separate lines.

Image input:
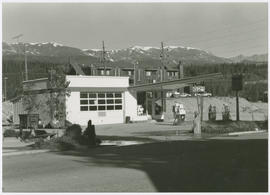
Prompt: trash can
<box><xmin>125</xmin><ymin>116</ymin><xmax>131</xmax><ymax>123</ymax></box>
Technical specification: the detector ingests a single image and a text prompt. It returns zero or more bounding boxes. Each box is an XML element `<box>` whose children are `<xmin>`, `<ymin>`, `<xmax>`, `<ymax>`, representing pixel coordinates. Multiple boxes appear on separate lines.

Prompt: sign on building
<box><xmin>192</xmin><ymin>86</ymin><xmax>205</xmax><ymax>93</ymax></box>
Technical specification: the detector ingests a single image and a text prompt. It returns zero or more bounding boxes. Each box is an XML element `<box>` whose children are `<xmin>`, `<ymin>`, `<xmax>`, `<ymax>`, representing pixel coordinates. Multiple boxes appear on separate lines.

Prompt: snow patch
<box><xmin>91</xmin><ymin>49</ymin><xmax>102</xmax><ymax>52</ymax></box>
<box><xmin>29</xmin><ymin>42</ymin><xmax>39</xmax><ymax>45</ymax></box>
<box><xmin>130</xmin><ymin>46</ymin><xmax>159</xmax><ymax>51</ymax></box>
<box><xmin>52</xmin><ymin>42</ymin><xmax>63</xmax><ymax>47</ymax></box>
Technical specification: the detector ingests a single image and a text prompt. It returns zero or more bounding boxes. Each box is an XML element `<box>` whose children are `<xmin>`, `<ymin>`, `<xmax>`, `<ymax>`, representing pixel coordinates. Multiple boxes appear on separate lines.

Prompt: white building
<box><xmin>66</xmin><ymin>75</ymin><xmax>139</xmax><ymax>125</ymax></box>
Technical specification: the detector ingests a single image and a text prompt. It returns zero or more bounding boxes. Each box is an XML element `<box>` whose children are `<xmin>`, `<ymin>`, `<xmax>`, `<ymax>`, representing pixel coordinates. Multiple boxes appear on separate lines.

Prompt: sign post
<box><xmin>232</xmin><ymin>74</ymin><xmax>243</xmax><ymax>121</ymax></box>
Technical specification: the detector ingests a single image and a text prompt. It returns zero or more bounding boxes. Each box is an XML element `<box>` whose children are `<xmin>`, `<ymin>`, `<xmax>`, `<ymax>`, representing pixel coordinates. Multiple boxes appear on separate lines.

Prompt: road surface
<box><xmin>3</xmin><ymin>133</ymin><xmax>268</xmax><ymax>192</ymax></box>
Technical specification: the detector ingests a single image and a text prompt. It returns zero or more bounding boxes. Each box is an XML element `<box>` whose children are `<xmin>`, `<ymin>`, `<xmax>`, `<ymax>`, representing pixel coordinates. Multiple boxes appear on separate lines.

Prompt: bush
<box><xmin>54</xmin><ymin>136</ymin><xmax>78</xmax><ymax>150</ymax></box>
<box><xmin>202</xmin><ymin>121</ymin><xmax>261</xmax><ymax>134</ymax></box>
<box><xmin>65</xmin><ymin>124</ymin><xmax>82</xmax><ymax>141</ymax></box>
<box><xmin>3</xmin><ymin>129</ymin><xmax>19</xmax><ymax>137</ymax></box>
<box><xmin>33</xmin><ymin>136</ymin><xmax>81</xmax><ymax>151</ymax></box>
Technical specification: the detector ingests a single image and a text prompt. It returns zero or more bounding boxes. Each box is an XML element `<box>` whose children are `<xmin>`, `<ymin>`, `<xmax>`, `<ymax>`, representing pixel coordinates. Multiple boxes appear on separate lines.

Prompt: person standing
<box><xmin>208</xmin><ymin>104</ymin><xmax>212</xmax><ymax>121</ymax></box>
<box><xmin>83</xmin><ymin>120</ymin><xmax>96</xmax><ymax>146</ymax></box>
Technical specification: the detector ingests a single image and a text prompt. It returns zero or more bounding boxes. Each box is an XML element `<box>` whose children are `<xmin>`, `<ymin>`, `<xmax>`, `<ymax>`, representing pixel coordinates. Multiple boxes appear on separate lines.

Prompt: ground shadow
<box><xmin>56</xmin><ymin>137</ymin><xmax>268</xmax><ymax>192</ymax></box>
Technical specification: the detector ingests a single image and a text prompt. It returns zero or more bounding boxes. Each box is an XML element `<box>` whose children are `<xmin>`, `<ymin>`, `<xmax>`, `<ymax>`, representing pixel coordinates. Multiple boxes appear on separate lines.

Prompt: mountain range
<box><xmin>2</xmin><ymin>42</ymin><xmax>267</xmax><ymax>69</ymax></box>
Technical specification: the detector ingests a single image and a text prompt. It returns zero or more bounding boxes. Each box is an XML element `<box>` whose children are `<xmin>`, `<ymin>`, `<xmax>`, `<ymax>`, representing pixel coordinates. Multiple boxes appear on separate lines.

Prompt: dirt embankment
<box><xmin>164</xmin><ymin>97</ymin><xmax>268</xmax><ymax>122</ymax></box>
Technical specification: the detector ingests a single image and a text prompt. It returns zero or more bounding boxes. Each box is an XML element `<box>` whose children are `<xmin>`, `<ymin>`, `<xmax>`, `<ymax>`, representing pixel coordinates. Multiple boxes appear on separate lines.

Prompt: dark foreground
<box><xmin>3</xmin><ymin>133</ymin><xmax>268</xmax><ymax>192</ymax></box>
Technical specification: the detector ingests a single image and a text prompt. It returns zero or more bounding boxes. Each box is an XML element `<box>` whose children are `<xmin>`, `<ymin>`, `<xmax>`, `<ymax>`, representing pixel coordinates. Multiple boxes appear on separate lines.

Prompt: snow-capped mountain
<box><xmin>82</xmin><ymin>45</ymin><xmax>231</xmax><ymax>65</ymax></box>
<box><xmin>3</xmin><ymin>42</ymin><xmax>86</xmax><ymax>57</ymax></box>
<box><xmin>2</xmin><ymin>42</ymin><xmax>267</xmax><ymax>67</ymax></box>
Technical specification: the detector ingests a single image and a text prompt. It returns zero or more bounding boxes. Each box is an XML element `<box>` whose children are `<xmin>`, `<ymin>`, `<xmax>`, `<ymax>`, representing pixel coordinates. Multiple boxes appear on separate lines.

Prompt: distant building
<box><xmin>11</xmin><ymin>61</ymin><xmax>221</xmax><ymax>126</ymax></box>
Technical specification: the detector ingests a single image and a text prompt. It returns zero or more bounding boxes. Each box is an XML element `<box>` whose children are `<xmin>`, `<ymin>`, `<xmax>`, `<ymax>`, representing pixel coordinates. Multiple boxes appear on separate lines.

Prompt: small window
<box><xmin>98</xmin><ymin>106</ymin><xmax>106</xmax><ymax>110</ymax></box>
<box><xmin>101</xmin><ymin>70</ymin><xmax>104</xmax><ymax>75</ymax></box>
<box><xmin>138</xmin><ymin>69</ymin><xmax>141</xmax><ymax>81</ymax></box>
<box><xmin>146</xmin><ymin>71</ymin><xmax>151</xmax><ymax>76</ymax></box>
<box><xmin>106</xmin><ymin>93</ymin><xmax>114</xmax><ymax>98</ymax></box>
<box><xmin>107</xmin><ymin>99</ymin><xmax>114</xmax><ymax>104</ymax></box>
<box><xmin>89</xmin><ymin>93</ymin><xmax>96</xmax><ymax>98</ymax></box>
<box><xmin>89</xmin><ymin>100</ymin><xmax>96</xmax><ymax>105</ymax></box>
<box><xmin>98</xmin><ymin>93</ymin><xmax>105</xmax><ymax>98</ymax></box>
<box><xmin>115</xmin><ymin>105</ymin><xmax>122</xmax><ymax>110</ymax></box>
<box><xmin>107</xmin><ymin>105</ymin><xmax>114</xmax><ymax>110</ymax></box>
<box><xmin>98</xmin><ymin>100</ymin><xmax>106</xmax><ymax>104</ymax></box>
<box><xmin>115</xmin><ymin>99</ymin><xmax>122</xmax><ymax>104</ymax></box>
<box><xmin>80</xmin><ymin>100</ymin><xmax>88</xmax><ymax>105</ymax></box>
<box><xmin>89</xmin><ymin>106</ymin><xmax>97</xmax><ymax>111</ymax></box>
<box><xmin>80</xmin><ymin>93</ymin><xmax>88</xmax><ymax>98</ymax></box>
<box><xmin>115</xmin><ymin>93</ymin><xmax>122</xmax><ymax>98</ymax></box>
<box><xmin>106</xmin><ymin>70</ymin><xmax>110</xmax><ymax>75</ymax></box>
<box><xmin>80</xmin><ymin>106</ymin><xmax>88</xmax><ymax>111</ymax></box>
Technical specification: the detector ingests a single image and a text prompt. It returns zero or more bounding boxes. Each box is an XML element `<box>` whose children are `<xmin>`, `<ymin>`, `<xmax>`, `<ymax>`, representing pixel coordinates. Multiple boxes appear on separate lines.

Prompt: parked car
<box><xmin>179</xmin><ymin>93</ymin><xmax>192</xmax><ymax>98</ymax></box>
<box><xmin>202</xmin><ymin>92</ymin><xmax>212</xmax><ymax>97</ymax></box>
<box><xmin>194</xmin><ymin>92</ymin><xmax>212</xmax><ymax>97</ymax></box>
<box><xmin>170</xmin><ymin>91</ymin><xmax>180</xmax><ymax>98</ymax></box>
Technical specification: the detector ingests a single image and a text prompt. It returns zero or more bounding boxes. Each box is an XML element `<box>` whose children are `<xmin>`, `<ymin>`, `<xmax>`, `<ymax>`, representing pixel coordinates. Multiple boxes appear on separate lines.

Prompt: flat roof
<box><xmin>128</xmin><ymin>73</ymin><xmax>223</xmax><ymax>91</ymax></box>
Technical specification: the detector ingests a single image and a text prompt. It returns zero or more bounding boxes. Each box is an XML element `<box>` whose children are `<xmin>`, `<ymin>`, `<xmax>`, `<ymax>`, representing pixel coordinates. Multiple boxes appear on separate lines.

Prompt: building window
<box><xmin>80</xmin><ymin>92</ymin><xmax>123</xmax><ymax>111</ymax></box>
<box><xmin>146</xmin><ymin>71</ymin><xmax>152</xmax><ymax>76</ymax></box>
<box><xmin>128</xmin><ymin>70</ymin><xmax>133</xmax><ymax>76</ymax></box>
<box><xmin>167</xmin><ymin>71</ymin><xmax>177</xmax><ymax>77</ymax></box>
<box><xmin>138</xmin><ymin>69</ymin><xmax>141</xmax><ymax>81</ymax></box>
<box><xmin>106</xmin><ymin>70</ymin><xmax>110</xmax><ymax>75</ymax></box>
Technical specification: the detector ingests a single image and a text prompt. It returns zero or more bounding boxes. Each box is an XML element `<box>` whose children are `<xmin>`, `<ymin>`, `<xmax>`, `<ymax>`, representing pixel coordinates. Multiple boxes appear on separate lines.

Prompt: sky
<box><xmin>2</xmin><ymin>2</ymin><xmax>268</xmax><ymax>57</ymax></box>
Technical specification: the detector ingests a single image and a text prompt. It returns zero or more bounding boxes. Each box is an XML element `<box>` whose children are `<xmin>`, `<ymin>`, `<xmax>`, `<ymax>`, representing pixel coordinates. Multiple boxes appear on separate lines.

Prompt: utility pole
<box><xmin>160</xmin><ymin>42</ymin><xmax>165</xmax><ymax>82</ymax></box>
<box><xmin>24</xmin><ymin>43</ymin><xmax>28</xmax><ymax>81</ymax></box>
<box><xmin>160</xmin><ymin>42</ymin><xmax>166</xmax><ymax>121</ymax></box>
<box><xmin>133</xmin><ymin>61</ymin><xmax>137</xmax><ymax>86</ymax></box>
<box><xmin>102</xmin><ymin>41</ymin><xmax>106</xmax><ymax>75</ymax></box>
<box><xmin>4</xmin><ymin>77</ymin><xmax>8</xmax><ymax>101</ymax></box>
<box><xmin>236</xmin><ymin>90</ymin><xmax>239</xmax><ymax>121</ymax></box>
<box><xmin>12</xmin><ymin>34</ymin><xmax>24</xmax><ymax>84</ymax></box>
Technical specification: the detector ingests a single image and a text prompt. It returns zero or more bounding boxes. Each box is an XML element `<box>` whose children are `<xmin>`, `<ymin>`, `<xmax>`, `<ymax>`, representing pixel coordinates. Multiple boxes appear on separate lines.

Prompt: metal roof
<box><xmin>128</xmin><ymin>73</ymin><xmax>223</xmax><ymax>91</ymax></box>
<box><xmin>70</xmin><ymin>62</ymin><xmax>85</xmax><ymax>75</ymax></box>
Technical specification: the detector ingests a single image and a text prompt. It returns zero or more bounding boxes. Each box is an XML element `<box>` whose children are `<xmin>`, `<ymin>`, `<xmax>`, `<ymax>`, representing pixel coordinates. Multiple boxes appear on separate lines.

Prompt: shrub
<box><xmin>65</xmin><ymin>124</ymin><xmax>82</xmax><ymax>141</ymax></box>
<box><xmin>33</xmin><ymin>136</ymin><xmax>80</xmax><ymax>151</ymax></box>
<box><xmin>54</xmin><ymin>136</ymin><xmax>78</xmax><ymax>150</ymax></box>
<box><xmin>3</xmin><ymin>129</ymin><xmax>19</xmax><ymax>137</ymax></box>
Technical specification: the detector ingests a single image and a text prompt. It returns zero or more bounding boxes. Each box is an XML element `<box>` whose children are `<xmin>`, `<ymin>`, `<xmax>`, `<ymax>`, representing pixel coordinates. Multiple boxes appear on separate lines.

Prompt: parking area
<box><xmin>94</xmin><ymin>121</ymin><xmax>203</xmax><ymax>142</ymax></box>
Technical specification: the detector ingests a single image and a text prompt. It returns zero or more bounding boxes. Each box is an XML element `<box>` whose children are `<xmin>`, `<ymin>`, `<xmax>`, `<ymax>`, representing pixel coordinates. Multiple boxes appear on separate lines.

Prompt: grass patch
<box><xmin>31</xmin><ymin>136</ymin><xmax>89</xmax><ymax>151</ymax></box>
<box><xmin>98</xmin><ymin>135</ymin><xmax>157</xmax><ymax>142</ymax></box>
<box><xmin>202</xmin><ymin>120</ymin><xmax>266</xmax><ymax>134</ymax></box>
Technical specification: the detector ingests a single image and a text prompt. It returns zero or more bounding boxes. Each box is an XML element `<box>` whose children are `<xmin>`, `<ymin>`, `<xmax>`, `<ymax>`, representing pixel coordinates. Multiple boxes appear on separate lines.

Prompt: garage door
<box><xmin>79</xmin><ymin>92</ymin><xmax>124</xmax><ymax>125</ymax></box>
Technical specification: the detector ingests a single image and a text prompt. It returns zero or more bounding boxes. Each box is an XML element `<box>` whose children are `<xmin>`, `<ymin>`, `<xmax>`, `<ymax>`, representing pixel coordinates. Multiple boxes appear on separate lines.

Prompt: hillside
<box><xmin>3</xmin><ymin>41</ymin><xmax>267</xmax><ymax>69</ymax></box>
<box><xmin>229</xmin><ymin>54</ymin><xmax>268</xmax><ymax>63</ymax></box>
<box><xmin>2</xmin><ymin>42</ymin><xmax>232</xmax><ymax>66</ymax></box>
<box><xmin>163</xmin><ymin>97</ymin><xmax>268</xmax><ymax>122</ymax></box>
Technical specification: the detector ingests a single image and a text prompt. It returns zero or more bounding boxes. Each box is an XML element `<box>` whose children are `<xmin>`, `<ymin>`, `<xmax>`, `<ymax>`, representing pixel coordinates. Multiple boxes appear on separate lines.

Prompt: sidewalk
<box><xmin>2</xmin><ymin>137</ymin><xmax>49</xmax><ymax>156</ymax></box>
